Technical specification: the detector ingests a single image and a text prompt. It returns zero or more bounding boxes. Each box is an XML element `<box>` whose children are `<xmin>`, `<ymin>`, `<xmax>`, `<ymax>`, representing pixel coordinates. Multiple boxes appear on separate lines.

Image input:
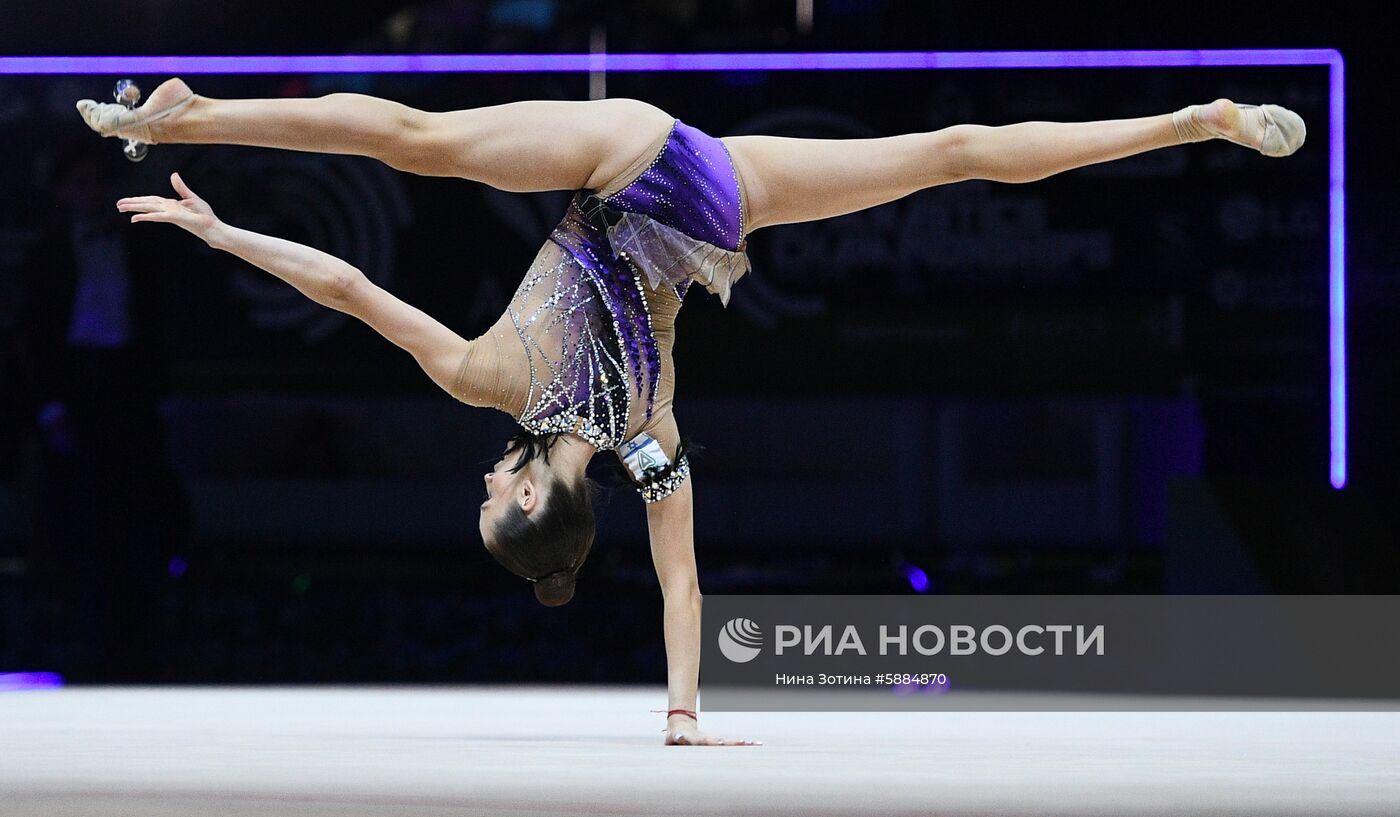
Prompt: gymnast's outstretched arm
<box><xmin>643</xmin><ymin>456</ymin><xmax>758</xmax><ymax>746</ymax></box>
<box><xmin>646</xmin><ymin>479</ymin><xmax>703</xmax><ymax>744</ymax></box>
<box><xmin>117</xmin><ymin>172</ymin><xmax>475</xmax><ymax>398</ymax></box>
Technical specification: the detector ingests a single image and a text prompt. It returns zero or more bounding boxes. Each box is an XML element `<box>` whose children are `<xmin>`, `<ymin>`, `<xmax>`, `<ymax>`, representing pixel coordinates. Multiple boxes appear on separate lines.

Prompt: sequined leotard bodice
<box><xmin>453</xmin><ymin>120</ymin><xmax>750</xmax><ymax>502</ymax></box>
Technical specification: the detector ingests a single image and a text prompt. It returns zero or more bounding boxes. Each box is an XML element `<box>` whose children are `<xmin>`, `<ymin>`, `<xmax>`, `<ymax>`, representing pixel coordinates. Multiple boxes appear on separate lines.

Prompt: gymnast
<box><xmin>78</xmin><ymin>78</ymin><xmax>1304</xmax><ymax>744</ymax></box>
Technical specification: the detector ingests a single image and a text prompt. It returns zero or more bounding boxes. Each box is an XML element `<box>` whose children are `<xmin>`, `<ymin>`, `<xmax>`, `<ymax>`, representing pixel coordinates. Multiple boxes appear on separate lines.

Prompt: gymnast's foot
<box><xmin>1172</xmin><ymin>98</ymin><xmax>1307</xmax><ymax>157</ymax></box>
<box><xmin>76</xmin><ymin>77</ymin><xmax>197</xmax><ymax>145</ymax></box>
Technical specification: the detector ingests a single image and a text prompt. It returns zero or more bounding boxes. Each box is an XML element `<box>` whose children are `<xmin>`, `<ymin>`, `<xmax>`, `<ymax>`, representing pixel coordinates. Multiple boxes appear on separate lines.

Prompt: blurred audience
<box><xmin>14</xmin><ymin>143</ymin><xmax>189</xmax><ymax>681</ymax></box>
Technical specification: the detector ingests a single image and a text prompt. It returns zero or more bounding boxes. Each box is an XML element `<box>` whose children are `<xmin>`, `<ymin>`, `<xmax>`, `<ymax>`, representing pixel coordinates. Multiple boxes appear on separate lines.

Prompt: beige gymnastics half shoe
<box><xmin>1172</xmin><ymin>99</ymin><xmax>1307</xmax><ymax>158</ymax></box>
<box><xmin>76</xmin><ymin>85</ymin><xmax>196</xmax><ymax>145</ymax></box>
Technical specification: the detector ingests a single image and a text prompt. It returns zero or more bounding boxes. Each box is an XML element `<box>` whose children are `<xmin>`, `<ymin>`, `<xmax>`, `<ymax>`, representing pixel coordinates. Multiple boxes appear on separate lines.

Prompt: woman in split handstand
<box><xmin>78</xmin><ymin>79</ymin><xmax>1303</xmax><ymax>745</ymax></box>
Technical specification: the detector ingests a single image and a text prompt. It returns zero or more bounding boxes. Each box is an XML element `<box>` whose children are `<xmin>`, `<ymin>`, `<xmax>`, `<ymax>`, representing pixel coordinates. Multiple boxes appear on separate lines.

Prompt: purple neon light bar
<box><xmin>0</xmin><ymin>50</ymin><xmax>1342</xmax><ymax>74</ymax></box>
<box><xmin>0</xmin><ymin>672</ymin><xmax>64</xmax><ymax>691</ymax></box>
<box><xmin>0</xmin><ymin>49</ymin><xmax>1345</xmax><ymax>487</ymax></box>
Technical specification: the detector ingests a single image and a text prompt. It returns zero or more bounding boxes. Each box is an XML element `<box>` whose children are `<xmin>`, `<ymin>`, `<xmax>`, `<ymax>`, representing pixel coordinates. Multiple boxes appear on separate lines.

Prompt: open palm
<box><xmin>116</xmin><ymin>172</ymin><xmax>220</xmax><ymax>240</ymax></box>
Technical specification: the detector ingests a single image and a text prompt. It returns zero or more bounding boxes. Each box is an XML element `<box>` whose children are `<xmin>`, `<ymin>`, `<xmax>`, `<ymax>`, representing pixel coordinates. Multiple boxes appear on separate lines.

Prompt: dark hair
<box><xmin>484</xmin><ymin>430</ymin><xmax>598</xmax><ymax>607</ymax></box>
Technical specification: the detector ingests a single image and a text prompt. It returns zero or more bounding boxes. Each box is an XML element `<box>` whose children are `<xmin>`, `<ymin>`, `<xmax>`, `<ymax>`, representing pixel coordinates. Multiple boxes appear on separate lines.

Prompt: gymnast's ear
<box><xmin>518</xmin><ymin>477</ymin><xmax>538</xmax><ymax>513</ymax></box>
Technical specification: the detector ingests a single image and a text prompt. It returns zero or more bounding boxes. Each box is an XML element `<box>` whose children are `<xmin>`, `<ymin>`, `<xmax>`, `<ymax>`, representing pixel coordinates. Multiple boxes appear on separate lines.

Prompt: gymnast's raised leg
<box><xmin>722</xmin><ymin>99</ymin><xmax>1302</xmax><ymax>231</ymax></box>
<box><xmin>78</xmin><ymin>78</ymin><xmax>674</xmax><ymax>193</ymax></box>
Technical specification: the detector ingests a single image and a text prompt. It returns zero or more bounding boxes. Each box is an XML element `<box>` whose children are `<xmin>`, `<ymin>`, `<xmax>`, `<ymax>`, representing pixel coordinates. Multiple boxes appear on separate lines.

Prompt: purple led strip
<box><xmin>0</xmin><ymin>672</ymin><xmax>64</xmax><ymax>691</ymax></box>
<box><xmin>0</xmin><ymin>49</ymin><xmax>1345</xmax><ymax>487</ymax></box>
<box><xmin>0</xmin><ymin>50</ymin><xmax>1342</xmax><ymax>74</ymax></box>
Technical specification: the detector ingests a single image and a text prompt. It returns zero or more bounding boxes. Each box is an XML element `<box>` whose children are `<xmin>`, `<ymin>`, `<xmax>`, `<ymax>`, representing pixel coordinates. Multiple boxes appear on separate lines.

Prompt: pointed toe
<box><xmin>76</xmin><ymin>99</ymin><xmax>100</xmax><ymax>129</ymax></box>
<box><xmin>1260</xmin><ymin>104</ymin><xmax>1306</xmax><ymax>158</ymax></box>
<box><xmin>72</xmin><ymin>84</ymin><xmax>195</xmax><ymax>144</ymax></box>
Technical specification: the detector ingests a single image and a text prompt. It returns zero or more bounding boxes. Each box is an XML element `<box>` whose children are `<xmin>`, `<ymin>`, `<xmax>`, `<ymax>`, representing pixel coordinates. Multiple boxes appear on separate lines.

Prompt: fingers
<box><xmin>115</xmin><ymin>198</ymin><xmax>176</xmax><ymax>224</ymax></box>
<box><xmin>664</xmin><ymin>730</ymin><xmax>762</xmax><ymax>746</ymax></box>
<box><xmin>116</xmin><ymin>200</ymin><xmax>167</xmax><ymax>210</ymax></box>
<box><xmin>697</xmin><ymin>736</ymin><xmax>759</xmax><ymax>746</ymax></box>
<box><xmin>116</xmin><ymin>201</ymin><xmax>172</xmax><ymax>215</ymax></box>
<box><xmin>170</xmin><ymin>172</ymin><xmax>196</xmax><ymax>200</ymax></box>
<box><xmin>116</xmin><ymin>197</ymin><xmax>174</xmax><ymax>215</ymax></box>
<box><xmin>128</xmin><ymin>207</ymin><xmax>175</xmax><ymax>223</ymax></box>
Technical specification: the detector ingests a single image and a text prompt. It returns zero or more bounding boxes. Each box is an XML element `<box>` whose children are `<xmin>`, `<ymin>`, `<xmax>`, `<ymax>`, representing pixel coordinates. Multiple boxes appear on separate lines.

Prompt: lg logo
<box><xmin>718</xmin><ymin>618</ymin><xmax>763</xmax><ymax>663</ymax></box>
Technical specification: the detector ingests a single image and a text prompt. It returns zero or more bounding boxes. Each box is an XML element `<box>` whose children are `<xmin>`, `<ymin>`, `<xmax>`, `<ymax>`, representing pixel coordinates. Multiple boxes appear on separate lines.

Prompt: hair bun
<box><xmin>534</xmin><ymin>569</ymin><xmax>576</xmax><ymax>607</ymax></box>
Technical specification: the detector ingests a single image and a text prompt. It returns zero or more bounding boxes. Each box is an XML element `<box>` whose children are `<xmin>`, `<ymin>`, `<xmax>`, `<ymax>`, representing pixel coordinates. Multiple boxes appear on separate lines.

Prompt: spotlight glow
<box><xmin>904</xmin><ymin>564</ymin><xmax>931</xmax><ymax>594</ymax></box>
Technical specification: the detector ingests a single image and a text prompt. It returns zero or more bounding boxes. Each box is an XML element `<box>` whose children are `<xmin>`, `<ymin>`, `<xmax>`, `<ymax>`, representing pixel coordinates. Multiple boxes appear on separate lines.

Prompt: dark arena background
<box><xmin>1</xmin><ymin>3</ymin><xmax>1397</xmax><ymax>816</ymax></box>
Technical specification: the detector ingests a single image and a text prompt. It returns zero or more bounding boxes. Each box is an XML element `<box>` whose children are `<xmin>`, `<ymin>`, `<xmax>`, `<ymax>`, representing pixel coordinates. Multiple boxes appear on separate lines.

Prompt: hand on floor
<box><xmin>663</xmin><ymin>718</ymin><xmax>762</xmax><ymax>746</ymax></box>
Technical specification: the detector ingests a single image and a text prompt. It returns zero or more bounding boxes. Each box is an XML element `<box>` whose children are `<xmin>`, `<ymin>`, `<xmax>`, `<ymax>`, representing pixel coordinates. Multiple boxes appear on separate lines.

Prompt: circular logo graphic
<box><xmin>187</xmin><ymin>148</ymin><xmax>412</xmax><ymax>344</ymax></box>
<box><xmin>718</xmin><ymin>618</ymin><xmax>763</xmax><ymax>663</ymax></box>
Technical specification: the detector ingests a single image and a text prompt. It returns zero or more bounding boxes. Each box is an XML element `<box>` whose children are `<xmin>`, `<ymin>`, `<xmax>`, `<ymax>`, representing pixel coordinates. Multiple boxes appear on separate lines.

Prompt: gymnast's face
<box><xmin>478</xmin><ymin>449</ymin><xmax>543</xmax><ymax>543</ymax></box>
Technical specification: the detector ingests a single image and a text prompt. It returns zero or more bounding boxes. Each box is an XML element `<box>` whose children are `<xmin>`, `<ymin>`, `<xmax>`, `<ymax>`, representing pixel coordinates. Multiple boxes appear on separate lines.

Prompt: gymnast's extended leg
<box><xmin>79</xmin><ymin>78</ymin><xmax>675</xmax><ymax>193</ymax></box>
<box><xmin>724</xmin><ymin>99</ymin><xmax>1303</xmax><ymax>231</ymax></box>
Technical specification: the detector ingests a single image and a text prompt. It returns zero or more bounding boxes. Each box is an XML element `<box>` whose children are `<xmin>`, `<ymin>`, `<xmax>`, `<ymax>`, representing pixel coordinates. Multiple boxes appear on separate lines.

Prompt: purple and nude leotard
<box><xmin>460</xmin><ymin>119</ymin><xmax>751</xmax><ymax>502</ymax></box>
